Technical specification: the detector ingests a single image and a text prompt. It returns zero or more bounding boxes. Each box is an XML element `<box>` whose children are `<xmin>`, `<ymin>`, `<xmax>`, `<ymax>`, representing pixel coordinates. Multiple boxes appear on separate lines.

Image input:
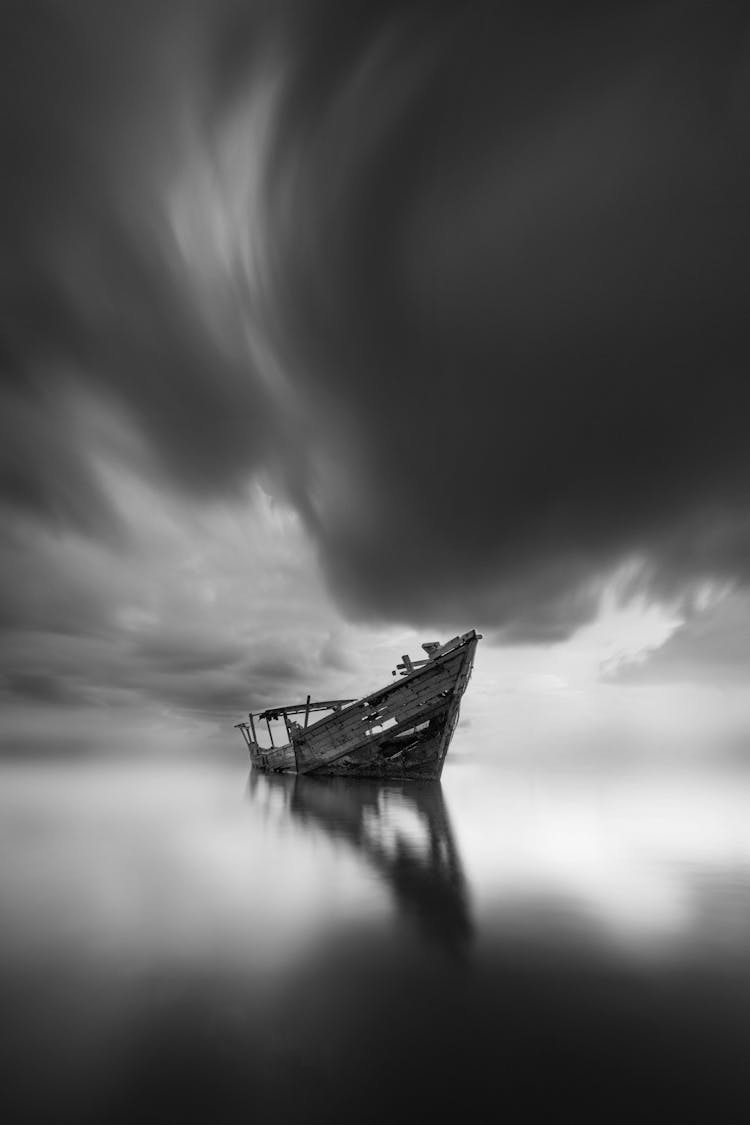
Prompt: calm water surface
<box><xmin>2</xmin><ymin>754</ymin><xmax>750</xmax><ymax>1122</ymax></box>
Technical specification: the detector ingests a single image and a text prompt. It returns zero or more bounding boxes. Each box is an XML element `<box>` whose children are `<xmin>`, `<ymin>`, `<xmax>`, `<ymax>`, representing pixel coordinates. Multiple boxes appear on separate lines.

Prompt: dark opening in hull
<box><xmin>235</xmin><ymin>630</ymin><xmax>480</xmax><ymax>780</ymax></box>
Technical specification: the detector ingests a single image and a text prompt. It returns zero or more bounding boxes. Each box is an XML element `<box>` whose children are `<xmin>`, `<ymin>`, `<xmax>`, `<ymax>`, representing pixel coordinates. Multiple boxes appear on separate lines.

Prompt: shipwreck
<box><xmin>236</xmin><ymin>629</ymin><xmax>481</xmax><ymax>780</ymax></box>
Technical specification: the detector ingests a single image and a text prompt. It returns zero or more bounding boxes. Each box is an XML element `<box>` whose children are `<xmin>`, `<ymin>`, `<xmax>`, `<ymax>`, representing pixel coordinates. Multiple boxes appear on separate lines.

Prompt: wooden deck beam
<box><xmin>252</xmin><ymin>698</ymin><xmax>356</xmax><ymax>722</ymax></box>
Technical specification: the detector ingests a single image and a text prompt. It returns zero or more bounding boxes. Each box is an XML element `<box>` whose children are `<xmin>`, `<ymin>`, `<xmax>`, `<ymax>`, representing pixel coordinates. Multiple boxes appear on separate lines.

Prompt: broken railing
<box><xmin>236</xmin><ymin>697</ymin><xmax>356</xmax><ymax>750</ymax></box>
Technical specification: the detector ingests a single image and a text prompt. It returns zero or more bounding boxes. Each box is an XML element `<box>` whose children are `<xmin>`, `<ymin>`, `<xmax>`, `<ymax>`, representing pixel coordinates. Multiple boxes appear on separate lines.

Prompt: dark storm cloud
<box><xmin>0</xmin><ymin>0</ymin><xmax>278</xmax><ymax>525</ymax></box>
<box><xmin>133</xmin><ymin>629</ymin><xmax>245</xmax><ymax>675</ymax></box>
<box><xmin>265</xmin><ymin>1</ymin><xmax>750</xmax><ymax>636</ymax></box>
<box><xmin>0</xmin><ymin>618</ymin><xmax>323</xmax><ymax>719</ymax></box>
<box><xmin>4</xmin><ymin>1</ymin><xmax>750</xmax><ymax>640</ymax></box>
<box><xmin>2</xmin><ymin>671</ymin><xmax>87</xmax><ymax>706</ymax></box>
<box><xmin>0</xmin><ymin>504</ymin><xmax>346</xmax><ymax>724</ymax></box>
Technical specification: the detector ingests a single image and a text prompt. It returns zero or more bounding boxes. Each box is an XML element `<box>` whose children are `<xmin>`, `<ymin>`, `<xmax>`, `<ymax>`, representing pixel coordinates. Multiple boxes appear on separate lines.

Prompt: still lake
<box><xmin>2</xmin><ymin>752</ymin><xmax>750</xmax><ymax>1122</ymax></box>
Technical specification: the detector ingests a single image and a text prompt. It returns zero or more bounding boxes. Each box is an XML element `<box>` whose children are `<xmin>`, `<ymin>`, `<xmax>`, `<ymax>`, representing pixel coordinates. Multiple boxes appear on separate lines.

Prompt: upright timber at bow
<box><xmin>236</xmin><ymin>630</ymin><xmax>481</xmax><ymax>780</ymax></box>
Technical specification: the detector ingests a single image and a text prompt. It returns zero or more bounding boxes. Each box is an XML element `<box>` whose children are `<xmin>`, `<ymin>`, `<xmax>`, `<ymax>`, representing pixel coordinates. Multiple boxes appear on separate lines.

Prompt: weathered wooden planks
<box><xmin>293</xmin><ymin>643</ymin><xmax>475</xmax><ymax>775</ymax></box>
<box><xmin>237</xmin><ymin>629</ymin><xmax>480</xmax><ymax>780</ymax></box>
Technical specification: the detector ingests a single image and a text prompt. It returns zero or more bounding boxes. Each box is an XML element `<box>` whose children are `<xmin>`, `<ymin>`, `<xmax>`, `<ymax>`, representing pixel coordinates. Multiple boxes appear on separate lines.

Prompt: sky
<box><xmin>3</xmin><ymin>0</ymin><xmax>750</xmax><ymax>760</ymax></box>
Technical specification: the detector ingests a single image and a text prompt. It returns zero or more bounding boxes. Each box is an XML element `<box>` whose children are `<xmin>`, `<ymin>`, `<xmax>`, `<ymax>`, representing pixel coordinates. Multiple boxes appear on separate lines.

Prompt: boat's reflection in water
<box><xmin>247</xmin><ymin>770</ymin><xmax>473</xmax><ymax>956</ymax></box>
<box><xmin>5</xmin><ymin>760</ymin><xmax>750</xmax><ymax>1122</ymax></box>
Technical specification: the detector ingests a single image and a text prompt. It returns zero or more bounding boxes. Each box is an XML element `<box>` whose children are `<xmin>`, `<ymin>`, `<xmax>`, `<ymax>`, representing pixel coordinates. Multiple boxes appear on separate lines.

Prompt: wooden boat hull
<box><xmin>237</xmin><ymin>630</ymin><xmax>479</xmax><ymax>781</ymax></box>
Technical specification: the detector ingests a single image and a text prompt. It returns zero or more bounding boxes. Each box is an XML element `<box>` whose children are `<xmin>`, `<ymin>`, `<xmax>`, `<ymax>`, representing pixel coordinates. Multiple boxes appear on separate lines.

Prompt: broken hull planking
<box><xmin>237</xmin><ymin>631</ymin><xmax>479</xmax><ymax>781</ymax></box>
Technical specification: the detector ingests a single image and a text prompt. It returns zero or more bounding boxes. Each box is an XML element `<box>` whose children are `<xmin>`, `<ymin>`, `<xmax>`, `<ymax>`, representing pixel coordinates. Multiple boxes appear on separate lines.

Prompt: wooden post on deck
<box><xmin>266</xmin><ymin>716</ymin><xmax>275</xmax><ymax>747</ymax></box>
<box><xmin>303</xmin><ymin>694</ymin><xmax>311</xmax><ymax>729</ymax></box>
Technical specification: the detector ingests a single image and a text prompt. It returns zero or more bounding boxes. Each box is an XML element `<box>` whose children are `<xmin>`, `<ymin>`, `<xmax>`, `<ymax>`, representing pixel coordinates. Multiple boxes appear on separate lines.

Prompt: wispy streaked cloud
<box><xmin>3</xmin><ymin>1</ymin><xmax>750</xmax><ymax>737</ymax></box>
